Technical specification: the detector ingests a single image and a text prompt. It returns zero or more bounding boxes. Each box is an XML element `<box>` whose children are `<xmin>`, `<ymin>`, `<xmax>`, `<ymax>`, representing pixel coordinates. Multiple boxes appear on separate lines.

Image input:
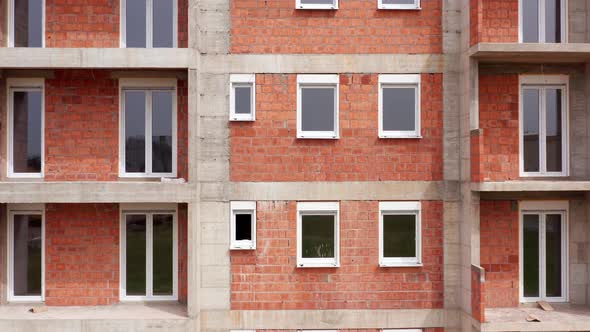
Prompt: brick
<box><xmin>470</xmin><ymin>0</ymin><xmax>518</xmax><ymax>45</ymax></box>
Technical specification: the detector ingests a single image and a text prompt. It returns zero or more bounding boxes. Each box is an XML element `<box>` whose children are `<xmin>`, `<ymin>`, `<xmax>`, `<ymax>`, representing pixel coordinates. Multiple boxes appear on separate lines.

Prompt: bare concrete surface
<box><xmin>481</xmin><ymin>304</ymin><xmax>590</xmax><ymax>331</ymax></box>
<box><xmin>0</xmin><ymin>303</ymin><xmax>188</xmax><ymax>320</ymax></box>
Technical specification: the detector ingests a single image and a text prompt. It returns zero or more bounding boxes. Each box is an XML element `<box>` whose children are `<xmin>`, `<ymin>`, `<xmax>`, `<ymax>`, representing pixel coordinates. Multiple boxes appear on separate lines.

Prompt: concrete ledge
<box><xmin>480</xmin><ymin>305</ymin><xmax>590</xmax><ymax>331</ymax></box>
<box><xmin>469</xmin><ymin>43</ymin><xmax>590</xmax><ymax>63</ymax></box>
<box><xmin>472</xmin><ymin>181</ymin><xmax>590</xmax><ymax>192</ymax></box>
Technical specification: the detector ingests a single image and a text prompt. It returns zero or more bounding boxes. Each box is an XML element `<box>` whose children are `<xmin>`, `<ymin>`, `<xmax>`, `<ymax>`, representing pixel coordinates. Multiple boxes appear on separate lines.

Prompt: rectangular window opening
<box><xmin>297</xmin><ymin>75</ymin><xmax>339</xmax><ymax>139</ymax></box>
<box><xmin>379</xmin><ymin>75</ymin><xmax>421</xmax><ymax>138</ymax></box>
<box><xmin>230</xmin><ymin>75</ymin><xmax>256</xmax><ymax>121</ymax></box>
<box><xmin>521</xmin><ymin>0</ymin><xmax>564</xmax><ymax>43</ymax></box>
<box><xmin>230</xmin><ymin>201</ymin><xmax>256</xmax><ymax>250</ymax></box>
<box><xmin>297</xmin><ymin>202</ymin><xmax>339</xmax><ymax>268</ymax></box>
<box><xmin>123</xmin><ymin>0</ymin><xmax>177</xmax><ymax>48</ymax></box>
<box><xmin>10</xmin><ymin>0</ymin><xmax>44</xmax><ymax>47</ymax></box>
<box><xmin>379</xmin><ymin>202</ymin><xmax>422</xmax><ymax>267</ymax></box>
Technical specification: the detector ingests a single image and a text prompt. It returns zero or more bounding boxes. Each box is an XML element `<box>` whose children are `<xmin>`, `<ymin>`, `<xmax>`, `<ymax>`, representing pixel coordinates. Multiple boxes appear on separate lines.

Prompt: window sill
<box><xmin>229</xmin><ymin>117</ymin><xmax>255</xmax><ymax>122</ymax></box>
<box><xmin>230</xmin><ymin>244</ymin><xmax>256</xmax><ymax>250</ymax></box>
<box><xmin>379</xmin><ymin>262</ymin><xmax>422</xmax><ymax>268</ymax></box>
<box><xmin>297</xmin><ymin>262</ymin><xmax>339</xmax><ymax>268</ymax></box>
<box><xmin>297</xmin><ymin>134</ymin><xmax>340</xmax><ymax>139</ymax></box>
<box><xmin>379</xmin><ymin>134</ymin><xmax>422</xmax><ymax>139</ymax></box>
<box><xmin>296</xmin><ymin>5</ymin><xmax>338</xmax><ymax>10</ymax></box>
<box><xmin>378</xmin><ymin>5</ymin><xmax>421</xmax><ymax>10</ymax></box>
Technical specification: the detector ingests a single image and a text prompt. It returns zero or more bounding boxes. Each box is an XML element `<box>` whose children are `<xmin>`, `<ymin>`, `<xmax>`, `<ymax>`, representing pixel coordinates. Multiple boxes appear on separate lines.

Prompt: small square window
<box><xmin>297</xmin><ymin>202</ymin><xmax>339</xmax><ymax>268</ymax></box>
<box><xmin>378</xmin><ymin>0</ymin><xmax>421</xmax><ymax>9</ymax></box>
<box><xmin>296</xmin><ymin>0</ymin><xmax>338</xmax><ymax>9</ymax></box>
<box><xmin>297</xmin><ymin>75</ymin><xmax>339</xmax><ymax>139</ymax></box>
<box><xmin>379</xmin><ymin>74</ymin><xmax>421</xmax><ymax>138</ymax></box>
<box><xmin>379</xmin><ymin>202</ymin><xmax>422</xmax><ymax>267</ymax></box>
<box><xmin>230</xmin><ymin>201</ymin><xmax>256</xmax><ymax>250</ymax></box>
<box><xmin>230</xmin><ymin>74</ymin><xmax>256</xmax><ymax>121</ymax></box>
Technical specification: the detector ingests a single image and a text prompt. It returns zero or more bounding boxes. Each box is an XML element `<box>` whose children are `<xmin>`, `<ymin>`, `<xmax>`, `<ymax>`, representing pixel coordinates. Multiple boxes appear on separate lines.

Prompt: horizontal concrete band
<box><xmin>469</xmin><ymin>43</ymin><xmax>590</xmax><ymax>63</ymax></box>
<box><xmin>0</xmin><ymin>320</ymin><xmax>190</xmax><ymax>332</ymax></box>
<box><xmin>472</xmin><ymin>181</ymin><xmax>590</xmax><ymax>192</ymax></box>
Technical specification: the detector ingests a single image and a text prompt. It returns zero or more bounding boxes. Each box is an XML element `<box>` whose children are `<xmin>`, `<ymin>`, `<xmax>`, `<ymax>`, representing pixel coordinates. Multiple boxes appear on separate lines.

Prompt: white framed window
<box><xmin>519</xmin><ymin>0</ymin><xmax>566</xmax><ymax>43</ymax></box>
<box><xmin>383</xmin><ymin>330</ymin><xmax>423</xmax><ymax>332</ymax></box>
<box><xmin>519</xmin><ymin>75</ymin><xmax>568</xmax><ymax>177</ymax></box>
<box><xmin>296</xmin><ymin>0</ymin><xmax>338</xmax><ymax>9</ymax></box>
<box><xmin>8</xmin><ymin>0</ymin><xmax>45</xmax><ymax>47</ymax></box>
<box><xmin>7</xmin><ymin>78</ymin><xmax>44</xmax><ymax>179</ymax></box>
<box><xmin>519</xmin><ymin>201</ymin><xmax>568</xmax><ymax>303</ymax></box>
<box><xmin>378</xmin><ymin>0</ymin><xmax>421</xmax><ymax>9</ymax></box>
<box><xmin>297</xmin><ymin>202</ymin><xmax>339</xmax><ymax>268</ymax></box>
<box><xmin>120</xmin><ymin>0</ymin><xmax>178</xmax><ymax>48</ymax></box>
<box><xmin>119</xmin><ymin>78</ymin><xmax>177</xmax><ymax>178</ymax></box>
<box><xmin>230</xmin><ymin>201</ymin><xmax>256</xmax><ymax>250</ymax></box>
<box><xmin>120</xmin><ymin>203</ymin><xmax>178</xmax><ymax>301</ymax></box>
<box><xmin>379</xmin><ymin>202</ymin><xmax>422</xmax><ymax>267</ymax></box>
<box><xmin>7</xmin><ymin>204</ymin><xmax>45</xmax><ymax>303</ymax></box>
<box><xmin>297</xmin><ymin>75</ymin><xmax>339</xmax><ymax>139</ymax></box>
<box><xmin>230</xmin><ymin>74</ymin><xmax>256</xmax><ymax>121</ymax></box>
<box><xmin>378</xmin><ymin>74</ymin><xmax>421</xmax><ymax>138</ymax></box>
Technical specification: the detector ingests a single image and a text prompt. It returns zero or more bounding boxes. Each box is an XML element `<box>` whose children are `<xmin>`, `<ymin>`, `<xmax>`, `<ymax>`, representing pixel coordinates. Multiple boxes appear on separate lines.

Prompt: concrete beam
<box><xmin>469</xmin><ymin>43</ymin><xmax>590</xmax><ymax>63</ymax></box>
<box><xmin>473</xmin><ymin>181</ymin><xmax>590</xmax><ymax>192</ymax></box>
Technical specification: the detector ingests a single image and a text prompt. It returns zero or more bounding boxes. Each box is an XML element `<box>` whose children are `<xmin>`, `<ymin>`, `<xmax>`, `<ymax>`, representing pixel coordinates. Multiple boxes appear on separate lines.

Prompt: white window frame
<box><xmin>229</xmin><ymin>74</ymin><xmax>256</xmax><ymax>121</ymax></box>
<box><xmin>519</xmin><ymin>201</ymin><xmax>568</xmax><ymax>303</ymax></box>
<box><xmin>8</xmin><ymin>0</ymin><xmax>46</xmax><ymax>48</ymax></box>
<box><xmin>7</xmin><ymin>78</ymin><xmax>45</xmax><ymax>179</ymax></box>
<box><xmin>120</xmin><ymin>0</ymin><xmax>178</xmax><ymax>48</ymax></box>
<box><xmin>120</xmin><ymin>203</ymin><xmax>178</xmax><ymax>302</ymax></box>
<box><xmin>378</xmin><ymin>0</ymin><xmax>421</xmax><ymax>10</ymax></box>
<box><xmin>378</xmin><ymin>74</ymin><xmax>421</xmax><ymax>138</ymax></box>
<box><xmin>518</xmin><ymin>0</ymin><xmax>567</xmax><ymax>43</ymax></box>
<box><xmin>7</xmin><ymin>203</ymin><xmax>45</xmax><ymax>303</ymax></box>
<box><xmin>519</xmin><ymin>75</ymin><xmax>569</xmax><ymax>177</ymax></box>
<box><xmin>295</xmin><ymin>0</ymin><xmax>338</xmax><ymax>9</ymax></box>
<box><xmin>379</xmin><ymin>202</ymin><xmax>422</xmax><ymax>267</ymax></box>
<box><xmin>297</xmin><ymin>75</ymin><xmax>339</xmax><ymax>139</ymax></box>
<box><xmin>119</xmin><ymin>78</ymin><xmax>178</xmax><ymax>178</ymax></box>
<box><xmin>297</xmin><ymin>202</ymin><xmax>340</xmax><ymax>268</ymax></box>
<box><xmin>230</xmin><ymin>201</ymin><xmax>256</xmax><ymax>250</ymax></box>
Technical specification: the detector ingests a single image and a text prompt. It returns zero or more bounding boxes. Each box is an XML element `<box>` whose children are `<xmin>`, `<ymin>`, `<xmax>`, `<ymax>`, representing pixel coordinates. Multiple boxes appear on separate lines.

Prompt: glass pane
<box><xmin>382</xmin><ymin>0</ymin><xmax>416</xmax><ymax>4</ymax></box>
<box><xmin>382</xmin><ymin>87</ymin><xmax>416</xmax><ymax>132</ymax></box>
<box><xmin>12</xmin><ymin>90</ymin><xmax>42</xmax><ymax>173</ymax></box>
<box><xmin>126</xmin><ymin>214</ymin><xmax>146</xmax><ymax>296</ymax></box>
<box><xmin>545</xmin><ymin>0</ymin><xmax>561</xmax><ymax>42</ymax></box>
<box><xmin>14</xmin><ymin>0</ymin><xmax>43</xmax><ymax>47</ymax></box>
<box><xmin>546</xmin><ymin>89</ymin><xmax>562</xmax><ymax>172</ymax></box>
<box><xmin>301</xmin><ymin>87</ymin><xmax>335</xmax><ymax>132</ymax></box>
<box><xmin>126</xmin><ymin>0</ymin><xmax>147</xmax><ymax>47</ymax></box>
<box><xmin>383</xmin><ymin>214</ymin><xmax>416</xmax><ymax>258</ymax></box>
<box><xmin>152</xmin><ymin>91</ymin><xmax>173</xmax><ymax>173</ymax></box>
<box><xmin>153</xmin><ymin>214</ymin><xmax>173</xmax><ymax>296</ymax></box>
<box><xmin>125</xmin><ymin>91</ymin><xmax>146</xmax><ymax>173</ymax></box>
<box><xmin>546</xmin><ymin>214</ymin><xmax>563</xmax><ymax>297</ymax></box>
<box><xmin>13</xmin><ymin>214</ymin><xmax>42</xmax><ymax>296</ymax></box>
<box><xmin>523</xmin><ymin>89</ymin><xmax>540</xmax><ymax>172</ymax></box>
<box><xmin>235</xmin><ymin>213</ymin><xmax>252</xmax><ymax>241</ymax></box>
<box><xmin>523</xmin><ymin>0</ymin><xmax>540</xmax><ymax>42</ymax></box>
<box><xmin>234</xmin><ymin>86</ymin><xmax>252</xmax><ymax>115</ymax></box>
<box><xmin>153</xmin><ymin>0</ymin><xmax>174</xmax><ymax>47</ymax></box>
<box><xmin>301</xmin><ymin>215</ymin><xmax>335</xmax><ymax>258</ymax></box>
<box><xmin>523</xmin><ymin>214</ymin><xmax>540</xmax><ymax>298</ymax></box>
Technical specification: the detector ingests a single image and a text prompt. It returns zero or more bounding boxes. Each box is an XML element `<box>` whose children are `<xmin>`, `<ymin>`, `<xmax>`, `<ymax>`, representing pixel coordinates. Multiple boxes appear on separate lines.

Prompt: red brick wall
<box><xmin>480</xmin><ymin>200</ymin><xmax>519</xmax><ymax>308</ymax></box>
<box><xmin>471</xmin><ymin>265</ymin><xmax>486</xmax><ymax>322</ymax></box>
<box><xmin>475</xmin><ymin>74</ymin><xmax>519</xmax><ymax>181</ymax></box>
<box><xmin>45</xmin><ymin>203</ymin><xmax>119</xmax><ymax>306</ymax></box>
<box><xmin>177</xmin><ymin>79</ymin><xmax>189</xmax><ymax>180</ymax></box>
<box><xmin>470</xmin><ymin>0</ymin><xmax>518</xmax><ymax>45</ymax></box>
<box><xmin>230</xmin><ymin>0</ymin><xmax>442</xmax><ymax>54</ymax></box>
<box><xmin>230</xmin><ymin>74</ymin><xmax>443</xmax><ymax>182</ymax></box>
<box><xmin>231</xmin><ymin>200</ymin><xmax>443</xmax><ymax>310</ymax></box>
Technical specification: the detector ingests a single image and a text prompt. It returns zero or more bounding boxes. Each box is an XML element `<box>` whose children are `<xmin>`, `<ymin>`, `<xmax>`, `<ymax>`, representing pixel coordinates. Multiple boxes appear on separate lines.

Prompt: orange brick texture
<box><xmin>471</xmin><ymin>265</ymin><xmax>486</xmax><ymax>322</ymax></box>
<box><xmin>469</xmin><ymin>0</ymin><xmax>518</xmax><ymax>45</ymax></box>
<box><xmin>230</xmin><ymin>74</ymin><xmax>443</xmax><ymax>182</ymax></box>
<box><xmin>480</xmin><ymin>200</ymin><xmax>519</xmax><ymax>308</ymax></box>
<box><xmin>230</xmin><ymin>0</ymin><xmax>442</xmax><ymax>54</ymax></box>
<box><xmin>473</xmin><ymin>74</ymin><xmax>519</xmax><ymax>181</ymax></box>
<box><xmin>231</xmin><ymin>200</ymin><xmax>443</xmax><ymax>310</ymax></box>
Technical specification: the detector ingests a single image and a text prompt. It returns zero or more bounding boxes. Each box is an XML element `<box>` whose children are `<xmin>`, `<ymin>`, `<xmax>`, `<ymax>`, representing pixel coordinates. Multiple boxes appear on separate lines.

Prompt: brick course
<box><xmin>469</xmin><ymin>0</ymin><xmax>518</xmax><ymax>45</ymax></box>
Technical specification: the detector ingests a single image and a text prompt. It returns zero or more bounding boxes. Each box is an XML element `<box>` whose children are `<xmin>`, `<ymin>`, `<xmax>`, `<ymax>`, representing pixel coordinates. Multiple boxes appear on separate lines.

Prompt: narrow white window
<box><xmin>8</xmin><ymin>78</ymin><xmax>44</xmax><ymax>178</ymax></box>
<box><xmin>379</xmin><ymin>202</ymin><xmax>422</xmax><ymax>267</ymax></box>
<box><xmin>9</xmin><ymin>0</ymin><xmax>45</xmax><ymax>47</ymax></box>
<box><xmin>297</xmin><ymin>75</ymin><xmax>339</xmax><ymax>139</ymax></box>
<box><xmin>119</xmin><ymin>78</ymin><xmax>177</xmax><ymax>178</ymax></box>
<box><xmin>230</xmin><ymin>201</ymin><xmax>256</xmax><ymax>250</ymax></box>
<box><xmin>8</xmin><ymin>204</ymin><xmax>45</xmax><ymax>302</ymax></box>
<box><xmin>520</xmin><ymin>0</ymin><xmax>566</xmax><ymax>43</ymax></box>
<box><xmin>379</xmin><ymin>74</ymin><xmax>421</xmax><ymax>138</ymax></box>
<box><xmin>378</xmin><ymin>0</ymin><xmax>421</xmax><ymax>10</ymax></box>
<box><xmin>520</xmin><ymin>75</ymin><xmax>568</xmax><ymax>177</ymax></box>
<box><xmin>297</xmin><ymin>202</ymin><xmax>339</xmax><ymax>268</ymax></box>
<box><xmin>296</xmin><ymin>0</ymin><xmax>338</xmax><ymax>9</ymax></box>
<box><xmin>230</xmin><ymin>74</ymin><xmax>256</xmax><ymax>121</ymax></box>
<box><xmin>121</xmin><ymin>0</ymin><xmax>178</xmax><ymax>48</ymax></box>
<box><xmin>120</xmin><ymin>204</ymin><xmax>178</xmax><ymax>301</ymax></box>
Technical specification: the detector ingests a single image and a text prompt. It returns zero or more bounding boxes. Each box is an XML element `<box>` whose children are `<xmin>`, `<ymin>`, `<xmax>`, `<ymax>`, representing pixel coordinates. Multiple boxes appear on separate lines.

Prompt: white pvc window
<box><xmin>7</xmin><ymin>204</ymin><xmax>45</xmax><ymax>303</ymax></box>
<box><xmin>297</xmin><ymin>202</ymin><xmax>339</xmax><ymax>268</ymax></box>
<box><xmin>379</xmin><ymin>74</ymin><xmax>421</xmax><ymax>138</ymax></box>
<box><xmin>519</xmin><ymin>75</ymin><xmax>568</xmax><ymax>177</ymax></box>
<box><xmin>120</xmin><ymin>204</ymin><xmax>178</xmax><ymax>301</ymax></box>
<box><xmin>297</xmin><ymin>75</ymin><xmax>339</xmax><ymax>139</ymax></box>
<box><xmin>230</xmin><ymin>74</ymin><xmax>256</xmax><ymax>121</ymax></box>
<box><xmin>519</xmin><ymin>0</ymin><xmax>566</xmax><ymax>43</ymax></box>
<box><xmin>121</xmin><ymin>0</ymin><xmax>178</xmax><ymax>48</ymax></box>
<box><xmin>379</xmin><ymin>202</ymin><xmax>422</xmax><ymax>267</ymax></box>
<box><xmin>378</xmin><ymin>0</ymin><xmax>421</xmax><ymax>9</ymax></box>
<box><xmin>119</xmin><ymin>78</ymin><xmax>177</xmax><ymax>178</ymax></box>
<box><xmin>230</xmin><ymin>201</ymin><xmax>256</xmax><ymax>250</ymax></box>
<box><xmin>8</xmin><ymin>0</ymin><xmax>45</xmax><ymax>47</ymax></box>
<box><xmin>7</xmin><ymin>78</ymin><xmax>44</xmax><ymax>179</ymax></box>
<box><xmin>296</xmin><ymin>0</ymin><xmax>338</xmax><ymax>9</ymax></box>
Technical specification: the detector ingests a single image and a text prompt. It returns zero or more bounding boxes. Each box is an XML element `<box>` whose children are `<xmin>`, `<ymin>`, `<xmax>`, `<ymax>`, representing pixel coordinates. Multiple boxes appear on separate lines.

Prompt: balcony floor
<box><xmin>481</xmin><ymin>304</ymin><xmax>590</xmax><ymax>331</ymax></box>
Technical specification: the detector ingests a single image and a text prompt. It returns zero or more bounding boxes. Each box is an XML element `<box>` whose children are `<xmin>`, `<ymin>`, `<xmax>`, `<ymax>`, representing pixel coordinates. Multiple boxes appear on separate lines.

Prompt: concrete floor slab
<box><xmin>480</xmin><ymin>304</ymin><xmax>590</xmax><ymax>331</ymax></box>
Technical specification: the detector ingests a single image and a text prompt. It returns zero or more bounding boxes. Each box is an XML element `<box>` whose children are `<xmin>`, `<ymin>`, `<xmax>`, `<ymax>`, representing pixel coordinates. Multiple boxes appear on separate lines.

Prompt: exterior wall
<box><xmin>230</xmin><ymin>200</ymin><xmax>444</xmax><ymax>310</ymax></box>
<box><xmin>469</xmin><ymin>0</ymin><xmax>518</xmax><ymax>45</ymax></box>
<box><xmin>256</xmin><ymin>329</ymin><xmax>444</xmax><ymax>332</ymax></box>
<box><xmin>178</xmin><ymin>203</ymin><xmax>188</xmax><ymax>304</ymax></box>
<box><xmin>230</xmin><ymin>73</ymin><xmax>443</xmax><ymax>182</ymax></box>
<box><xmin>471</xmin><ymin>265</ymin><xmax>485</xmax><ymax>322</ymax></box>
<box><xmin>230</xmin><ymin>0</ymin><xmax>442</xmax><ymax>54</ymax></box>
